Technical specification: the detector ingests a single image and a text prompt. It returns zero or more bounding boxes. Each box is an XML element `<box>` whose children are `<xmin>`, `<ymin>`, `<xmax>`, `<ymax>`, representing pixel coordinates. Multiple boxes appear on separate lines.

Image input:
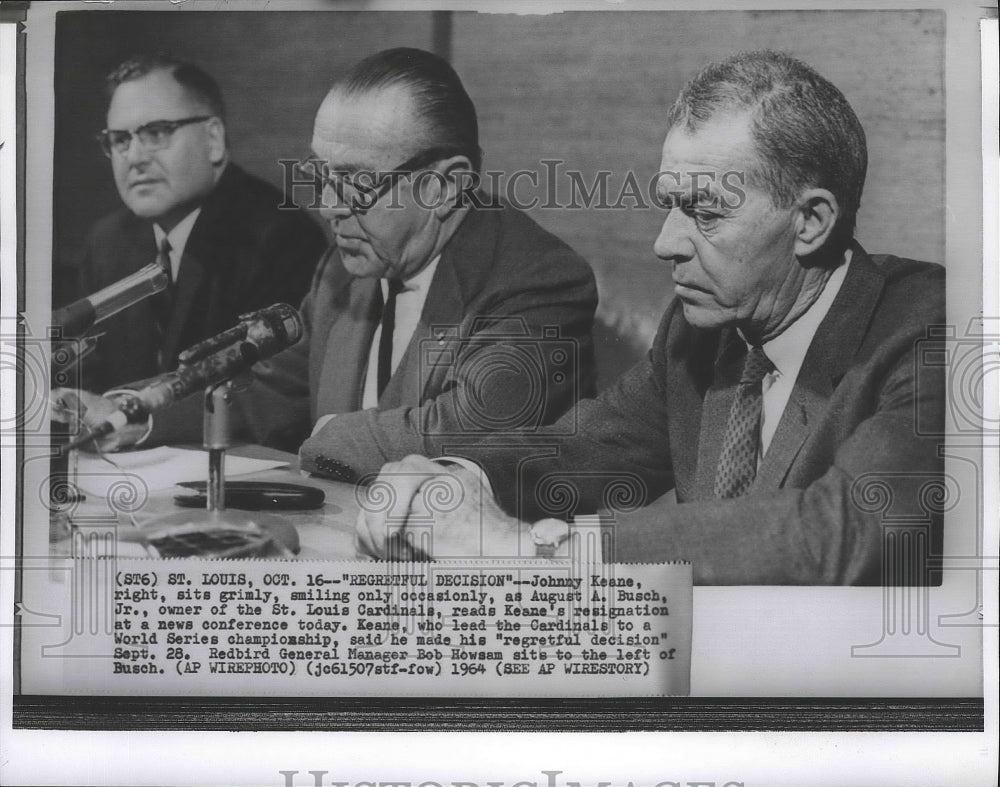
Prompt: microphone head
<box><xmin>243</xmin><ymin>303</ymin><xmax>304</xmax><ymax>351</ymax></box>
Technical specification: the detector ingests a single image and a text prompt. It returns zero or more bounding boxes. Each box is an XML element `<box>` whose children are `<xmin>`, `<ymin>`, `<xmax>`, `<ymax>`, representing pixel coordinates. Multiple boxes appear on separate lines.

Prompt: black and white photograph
<box><xmin>1</xmin><ymin>1</ymin><xmax>995</xmax><ymax>785</ymax></box>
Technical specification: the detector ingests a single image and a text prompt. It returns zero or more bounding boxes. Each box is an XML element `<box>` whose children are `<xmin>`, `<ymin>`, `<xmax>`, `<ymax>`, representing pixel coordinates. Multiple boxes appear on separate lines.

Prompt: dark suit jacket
<box><xmin>151</xmin><ymin>201</ymin><xmax>598</xmax><ymax>457</ymax></box>
<box><xmin>72</xmin><ymin>163</ymin><xmax>327</xmax><ymax>391</ymax></box>
<box><xmin>413</xmin><ymin>245</ymin><xmax>945</xmax><ymax>585</ymax></box>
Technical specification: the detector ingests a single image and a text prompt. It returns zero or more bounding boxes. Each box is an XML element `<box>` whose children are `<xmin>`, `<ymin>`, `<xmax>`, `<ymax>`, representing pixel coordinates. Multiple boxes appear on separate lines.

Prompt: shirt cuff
<box><xmin>311</xmin><ymin>413</ymin><xmax>337</xmax><ymax>437</ymax></box>
<box><xmin>529</xmin><ymin>518</ymin><xmax>571</xmax><ymax>558</ymax></box>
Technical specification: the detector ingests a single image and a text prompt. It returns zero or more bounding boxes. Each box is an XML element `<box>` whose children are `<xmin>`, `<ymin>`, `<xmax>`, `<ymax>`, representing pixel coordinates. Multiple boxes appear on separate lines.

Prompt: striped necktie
<box><xmin>713</xmin><ymin>345</ymin><xmax>774</xmax><ymax>499</ymax></box>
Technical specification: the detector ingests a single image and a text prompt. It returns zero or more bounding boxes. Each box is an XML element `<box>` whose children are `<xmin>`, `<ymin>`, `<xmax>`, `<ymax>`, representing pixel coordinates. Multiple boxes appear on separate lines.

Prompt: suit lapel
<box><xmin>155</xmin><ymin>166</ymin><xmax>245</xmax><ymax>369</ymax></box>
<box><xmin>752</xmin><ymin>381</ymin><xmax>826</xmax><ymax>490</ymax></box>
<box><xmin>316</xmin><ymin>275</ymin><xmax>381</xmax><ymax>414</ymax></box>
<box><xmin>754</xmin><ymin>244</ymin><xmax>886</xmax><ymax>490</ymax></box>
<box><xmin>379</xmin><ymin>208</ymin><xmax>494</xmax><ymax>409</ymax></box>
<box><xmin>384</xmin><ymin>256</ymin><xmax>466</xmax><ymax>408</ymax></box>
<box><xmin>160</xmin><ymin>243</ymin><xmax>205</xmax><ymax>370</ymax></box>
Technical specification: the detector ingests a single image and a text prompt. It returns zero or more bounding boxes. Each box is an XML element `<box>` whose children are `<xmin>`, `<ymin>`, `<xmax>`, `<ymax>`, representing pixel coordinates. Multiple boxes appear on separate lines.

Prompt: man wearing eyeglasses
<box><xmin>65</xmin><ymin>54</ymin><xmax>325</xmax><ymax>392</ymax></box>
<box><xmin>62</xmin><ymin>48</ymin><xmax>597</xmax><ymax>464</ymax></box>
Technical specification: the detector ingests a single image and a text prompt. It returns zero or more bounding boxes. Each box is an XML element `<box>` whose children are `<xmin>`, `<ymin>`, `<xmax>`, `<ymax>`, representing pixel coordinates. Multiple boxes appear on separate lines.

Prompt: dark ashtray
<box><xmin>149</xmin><ymin>526</ymin><xmax>285</xmax><ymax>558</ymax></box>
<box><xmin>173</xmin><ymin>481</ymin><xmax>325</xmax><ymax>511</ymax></box>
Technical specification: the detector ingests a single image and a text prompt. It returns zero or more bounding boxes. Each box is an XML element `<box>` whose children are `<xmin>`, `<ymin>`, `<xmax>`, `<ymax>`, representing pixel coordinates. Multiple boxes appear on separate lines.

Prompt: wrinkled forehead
<box><xmin>107</xmin><ymin>69</ymin><xmax>205</xmax><ymax>128</ymax></box>
<box><xmin>656</xmin><ymin>112</ymin><xmax>759</xmax><ymax>192</ymax></box>
<box><xmin>311</xmin><ymin>84</ymin><xmax>420</xmax><ymax>170</ymax></box>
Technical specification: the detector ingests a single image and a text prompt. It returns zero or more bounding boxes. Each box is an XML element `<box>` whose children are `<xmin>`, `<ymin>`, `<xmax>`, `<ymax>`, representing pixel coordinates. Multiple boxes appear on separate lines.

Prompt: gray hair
<box><xmin>667</xmin><ymin>50</ymin><xmax>867</xmax><ymax>252</ymax></box>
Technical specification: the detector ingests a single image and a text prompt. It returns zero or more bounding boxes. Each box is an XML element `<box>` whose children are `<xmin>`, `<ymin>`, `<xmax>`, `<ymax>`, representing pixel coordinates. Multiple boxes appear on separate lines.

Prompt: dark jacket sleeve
<box><xmin>607</xmin><ymin>333</ymin><xmax>945</xmax><ymax>585</ymax></box>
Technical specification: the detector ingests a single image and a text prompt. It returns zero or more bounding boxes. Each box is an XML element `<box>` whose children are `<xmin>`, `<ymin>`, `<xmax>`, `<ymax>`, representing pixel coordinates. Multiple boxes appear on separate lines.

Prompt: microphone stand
<box><xmin>135</xmin><ymin>379</ymin><xmax>299</xmax><ymax>556</ymax></box>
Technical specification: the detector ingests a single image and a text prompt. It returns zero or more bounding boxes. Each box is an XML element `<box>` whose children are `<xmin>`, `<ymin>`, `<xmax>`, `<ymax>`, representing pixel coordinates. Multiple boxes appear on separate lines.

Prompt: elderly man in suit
<box><xmin>68</xmin><ymin>54</ymin><xmax>326</xmax><ymax>392</ymax></box>
<box><xmin>354</xmin><ymin>51</ymin><xmax>946</xmax><ymax>586</ymax></box>
<box><xmin>57</xmin><ymin>48</ymin><xmax>597</xmax><ymax>461</ymax></box>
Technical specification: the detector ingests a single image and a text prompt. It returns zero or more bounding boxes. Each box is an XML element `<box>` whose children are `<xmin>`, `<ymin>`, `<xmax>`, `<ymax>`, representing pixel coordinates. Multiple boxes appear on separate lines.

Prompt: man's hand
<box><xmin>49</xmin><ymin>388</ymin><xmax>147</xmax><ymax>452</ymax></box>
<box><xmin>355</xmin><ymin>454</ymin><xmax>526</xmax><ymax>559</ymax></box>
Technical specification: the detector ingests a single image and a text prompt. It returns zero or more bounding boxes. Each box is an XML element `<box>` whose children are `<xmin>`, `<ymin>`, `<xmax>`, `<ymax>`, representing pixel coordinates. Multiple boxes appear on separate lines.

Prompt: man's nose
<box><xmin>653</xmin><ymin>208</ymin><xmax>694</xmax><ymax>262</ymax></box>
<box><xmin>120</xmin><ymin>134</ymin><xmax>153</xmax><ymax>165</ymax></box>
<box><xmin>318</xmin><ymin>184</ymin><xmax>354</xmax><ymax>222</ymax></box>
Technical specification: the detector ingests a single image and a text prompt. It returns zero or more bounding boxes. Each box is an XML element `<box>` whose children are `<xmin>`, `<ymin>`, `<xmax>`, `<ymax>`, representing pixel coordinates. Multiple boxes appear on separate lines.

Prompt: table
<box><xmin>52</xmin><ymin>445</ymin><xmax>361</xmax><ymax>559</ymax></box>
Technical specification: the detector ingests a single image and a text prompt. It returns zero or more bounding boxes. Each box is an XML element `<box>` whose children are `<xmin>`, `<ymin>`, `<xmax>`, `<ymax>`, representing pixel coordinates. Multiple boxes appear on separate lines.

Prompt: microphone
<box><xmin>69</xmin><ymin>303</ymin><xmax>303</xmax><ymax>449</ymax></box>
<box><xmin>53</xmin><ymin>263</ymin><xmax>170</xmax><ymax>338</ymax></box>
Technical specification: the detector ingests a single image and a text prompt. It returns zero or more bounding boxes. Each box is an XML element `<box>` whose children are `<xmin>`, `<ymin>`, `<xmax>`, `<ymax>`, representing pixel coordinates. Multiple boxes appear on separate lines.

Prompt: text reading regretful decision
<box><xmin>22</xmin><ymin>560</ymin><xmax>692</xmax><ymax>696</ymax></box>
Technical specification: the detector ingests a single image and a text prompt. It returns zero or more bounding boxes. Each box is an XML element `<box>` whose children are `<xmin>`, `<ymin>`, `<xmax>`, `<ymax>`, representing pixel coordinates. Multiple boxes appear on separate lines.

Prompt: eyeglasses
<box><xmin>293</xmin><ymin>147</ymin><xmax>461</xmax><ymax>216</ymax></box>
<box><xmin>96</xmin><ymin>116</ymin><xmax>214</xmax><ymax>158</ymax></box>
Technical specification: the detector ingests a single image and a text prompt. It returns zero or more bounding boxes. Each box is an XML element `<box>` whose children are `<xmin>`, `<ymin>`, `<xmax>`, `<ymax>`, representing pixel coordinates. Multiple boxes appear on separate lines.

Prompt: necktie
<box><xmin>713</xmin><ymin>345</ymin><xmax>774</xmax><ymax>499</ymax></box>
<box><xmin>157</xmin><ymin>236</ymin><xmax>173</xmax><ymax>287</ymax></box>
<box><xmin>152</xmin><ymin>237</ymin><xmax>173</xmax><ymax>367</ymax></box>
<box><xmin>376</xmin><ymin>279</ymin><xmax>405</xmax><ymax>399</ymax></box>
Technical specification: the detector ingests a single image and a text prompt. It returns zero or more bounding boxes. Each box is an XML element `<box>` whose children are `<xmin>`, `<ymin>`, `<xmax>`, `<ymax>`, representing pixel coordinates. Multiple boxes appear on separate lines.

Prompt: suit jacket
<box><xmin>72</xmin><ymin>163</ymin><xmax>327</xmax><ymax>391</ymax></box>
<box><xmin>419</xmin><ymin>245</ymin><xmax>946</xmax><ymax>585</ymax></box>
<box><xmin>151</xmin><ymin>201</ymin><xmax>598</xmax><ymax>457</ymax></box>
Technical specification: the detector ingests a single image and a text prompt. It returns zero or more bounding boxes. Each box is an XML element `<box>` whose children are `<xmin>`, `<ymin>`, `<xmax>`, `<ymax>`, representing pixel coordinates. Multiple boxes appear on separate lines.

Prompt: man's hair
<box><xmin>105</xmin><ymin>54</ymin><xmax>226</xmax><ymax>121</ymax></box>
<box><xmin>335</xmin><ymin>47</ymin><xmax>482</xmax><ymax>172</ymax></box>
<box><xmin>667</xmin><ymin>50</ymin><xmax>867</xmax><ymax>252</ymax></box>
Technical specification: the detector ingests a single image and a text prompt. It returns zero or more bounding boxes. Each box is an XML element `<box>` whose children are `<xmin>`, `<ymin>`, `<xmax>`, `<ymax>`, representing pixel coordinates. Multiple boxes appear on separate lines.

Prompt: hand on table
<box><xmin>355</xmin><ymin>454</ymin><xmax>525</xmax><ymax>560</ymax></box>
<box><xmin>49</xmin><ymin>388</ymin><xmax>147</xmax><ymax>452</ymax></box>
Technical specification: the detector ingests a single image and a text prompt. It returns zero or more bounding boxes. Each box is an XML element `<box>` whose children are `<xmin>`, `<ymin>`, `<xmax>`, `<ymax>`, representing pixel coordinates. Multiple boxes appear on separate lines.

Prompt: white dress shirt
<box><xmin>360</xmin><ymin>255</ymin><xmax>441</xmax><ymax>409</ymax></box>
<box><xmin>152</xmin><ymin>208</ymin><xmax>201</xmax><ymax>283</ymax></box>
<box><xmin>311</xmin><ymin>255</ymin><xmax>441</xmax><ymax>435</ymax></box>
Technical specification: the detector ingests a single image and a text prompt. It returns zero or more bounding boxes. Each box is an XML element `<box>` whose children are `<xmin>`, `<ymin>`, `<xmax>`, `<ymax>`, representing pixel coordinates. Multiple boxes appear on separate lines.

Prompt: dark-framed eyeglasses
<box><xmin>96</xmin><ymin>116</ymin><xmax>214</xmax><ymax>158</ymax></box>
<box><xmin>293</xmin><ymin>147</ymin><xmax>463</xmax><ymax>216</ymax></box>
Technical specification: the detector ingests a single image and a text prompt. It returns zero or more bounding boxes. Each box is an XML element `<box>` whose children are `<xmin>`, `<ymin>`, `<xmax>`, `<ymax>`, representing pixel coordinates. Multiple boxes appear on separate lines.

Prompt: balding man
<box><xmin>355</xmin><ymin>51</ymin><xmax>946</xmax><ymax>586</ymax></box>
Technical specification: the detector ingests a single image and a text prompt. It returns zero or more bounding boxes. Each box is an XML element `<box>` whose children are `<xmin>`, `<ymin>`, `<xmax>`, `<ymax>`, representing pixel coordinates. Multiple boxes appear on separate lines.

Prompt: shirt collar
<box><xmin>153</xmin><ymin>207</ymin><xmax>202</xmax><ymax>260</ymax></box>
<box><xmin>758</xmin><ymin>247</ymin><xmax>853</xmax><ymax>379</ymax></box>
<box><xmin>381</xmin><ymin>254</ymin><xmax>441</xmax><ymax>298</ymax></box>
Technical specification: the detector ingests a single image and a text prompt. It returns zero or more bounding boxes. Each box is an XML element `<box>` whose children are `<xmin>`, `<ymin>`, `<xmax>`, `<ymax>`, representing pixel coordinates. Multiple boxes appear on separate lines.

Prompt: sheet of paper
<box><xmin>72</xmin><ymin>447</ymin><xmax>288</xmax><ymax>498</ymax></box>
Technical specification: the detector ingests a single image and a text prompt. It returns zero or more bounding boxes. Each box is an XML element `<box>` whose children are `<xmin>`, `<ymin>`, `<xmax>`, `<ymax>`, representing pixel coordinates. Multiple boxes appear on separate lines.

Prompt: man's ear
<box><xmin>205</xmin><ymin>117</ymin><xmax>227</xmax><ymax>166</ymax></box>
<box><xmin>793</xmin><ymin>188</ymin><xmax>839</xmax><ymax>257</ymax></box>
<box><xmin>423</xmin><ymin>155</ymin><xmax>475</xmax><ymax>220</ymax></box>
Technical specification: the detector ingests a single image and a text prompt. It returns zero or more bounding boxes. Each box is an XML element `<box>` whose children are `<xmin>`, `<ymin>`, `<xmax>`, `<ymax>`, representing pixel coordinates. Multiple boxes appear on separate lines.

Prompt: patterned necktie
<box><xmin>376</xmin><ymin>279</ymin><xmax>405</xmax><ymax>399</ymax></box>
<box><xmin>713</xmin><ymin>345</ymin><xmax>775</xmax><ymax>499</ymax></box>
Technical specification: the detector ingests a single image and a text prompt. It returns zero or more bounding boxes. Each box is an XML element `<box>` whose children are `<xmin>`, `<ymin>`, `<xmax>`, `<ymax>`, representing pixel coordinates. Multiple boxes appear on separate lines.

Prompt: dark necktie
<box><xmin>376</xmin><ymin>279</ymin><xmax>405</xmax><ymax>399</ymax></box>
<box><xmin>157</xmin><ymin>236</ymin><xmax>173</xmax><ymax>287</ymax></box>
<box><xmin>713</xmin><ymin>345</ymin><xmax>775</xmax><ymax>499</ymax></box>
<box><xmin>152</xmin><ymin>237</ymin><xmax>173</xmax><ymax>367</ymax></box>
